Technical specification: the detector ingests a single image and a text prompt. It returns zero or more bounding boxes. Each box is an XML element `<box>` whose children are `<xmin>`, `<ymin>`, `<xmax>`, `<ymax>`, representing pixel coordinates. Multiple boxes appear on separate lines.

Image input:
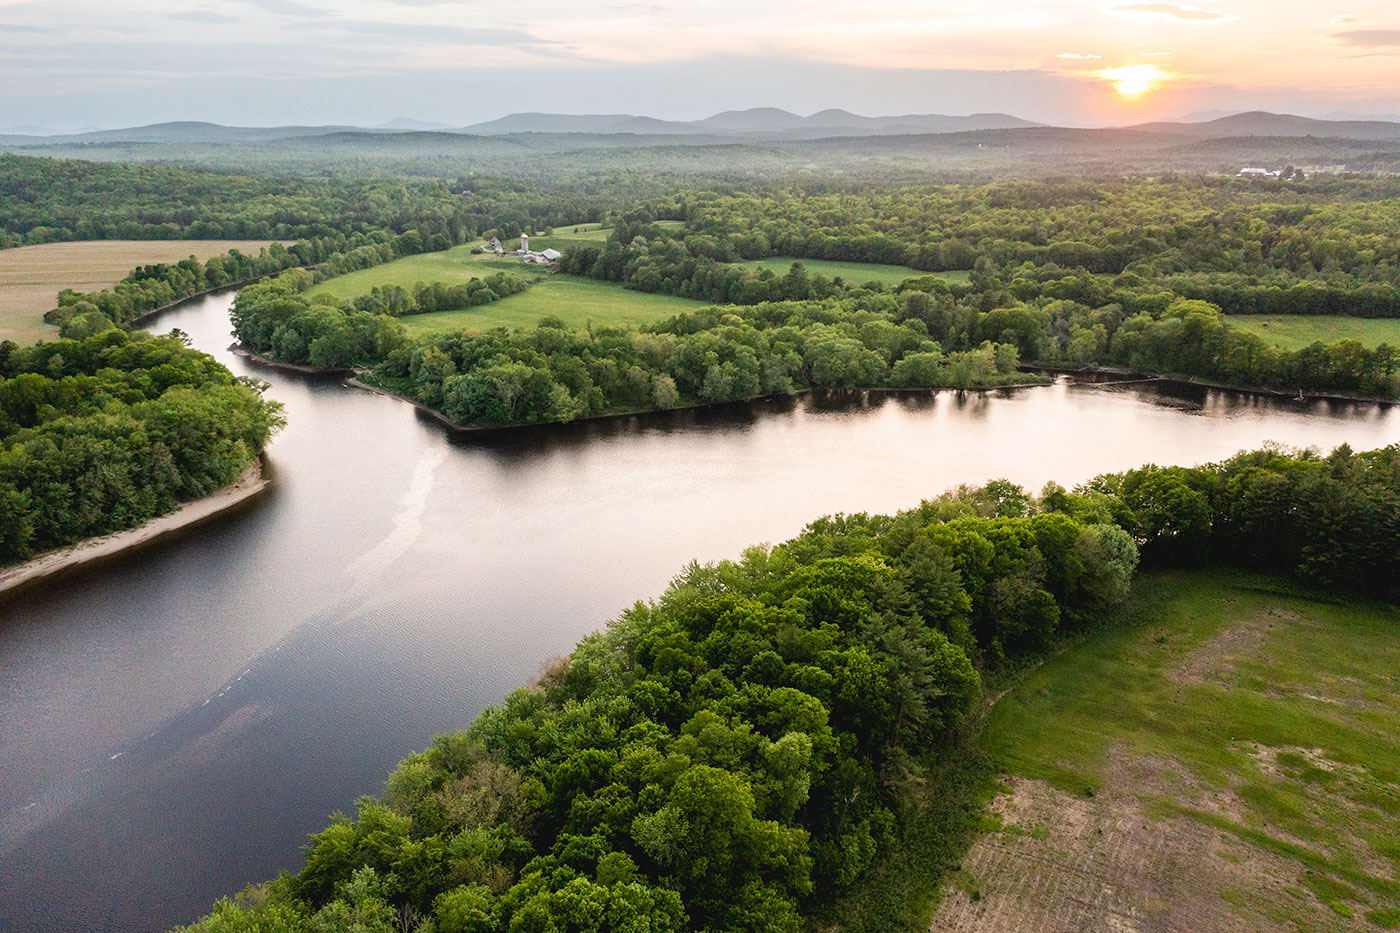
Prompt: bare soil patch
<box><xmin>1172</xmin><ymin>607</ymin><xmax>1302</xmax><ymax>687</ymax></box>
<box><xmin>930</xmin><ymin>771</ymin><xmax>1367</xmax><ymax>933</ymax></box>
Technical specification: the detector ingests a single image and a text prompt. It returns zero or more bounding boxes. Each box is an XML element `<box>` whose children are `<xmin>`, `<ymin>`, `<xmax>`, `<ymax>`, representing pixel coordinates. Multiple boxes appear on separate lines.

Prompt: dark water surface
<box><xmin>2</xmin><ymin>292</ymin><xmax>1397</xmax><ymax>932</ymax></box>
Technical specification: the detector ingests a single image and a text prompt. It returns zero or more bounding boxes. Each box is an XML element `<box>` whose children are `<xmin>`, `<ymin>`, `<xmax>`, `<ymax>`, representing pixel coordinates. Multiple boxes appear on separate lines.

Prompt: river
<box><xmin>1</xmin><ymin>291</ymin><xmax>1396</xmax><ymax>932</ymax></box>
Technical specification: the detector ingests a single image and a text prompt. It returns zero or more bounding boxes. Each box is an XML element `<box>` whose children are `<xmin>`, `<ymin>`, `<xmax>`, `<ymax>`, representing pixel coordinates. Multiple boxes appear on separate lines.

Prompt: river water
<box><xmin>1</xmin><ymin>292</ymin><xmax>1396</xmax><ymax>932</ymax></box>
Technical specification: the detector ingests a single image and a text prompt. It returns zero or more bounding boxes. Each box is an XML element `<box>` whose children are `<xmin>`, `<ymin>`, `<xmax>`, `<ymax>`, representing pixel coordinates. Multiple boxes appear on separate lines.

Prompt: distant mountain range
<box><xmin>3</xmin><ymin>108</ymin><xmax>1400</xmax><ymax>148</ymax></box>
<box><xmin>1133</xmin><ymin>111</ymin><xmax>1400</xmax><ymax>142</ymax></box>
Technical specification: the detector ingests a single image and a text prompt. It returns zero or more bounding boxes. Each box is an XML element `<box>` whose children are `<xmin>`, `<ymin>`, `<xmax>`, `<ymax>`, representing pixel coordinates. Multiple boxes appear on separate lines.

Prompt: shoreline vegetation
<box><xmin>1023</xmin><ymin>363</ymin><xmax>1400</xmax><ymax>405</ymax></box>
<box><xmin>0</xmin><ymin>329</ymin><xmax>285</xmax><ymax>567</ymax></box>
<box><xmin>175</xmin><ymin>444</ymin><xmax>1400</xmax><ymax>933</ymax></box>
<box><xmin>0</xmin><ymin>457</ymin><xmax>268</xmax><ymax>600</ymax></box>
<box><xmin>341</xmin><ymin>373</ymin><xmax>1059</xmax><ymax>435</ymax></box>
<box><xmin>232</xmin><ymin>345</ymin><xmax>1391</xmax><ymax>438</ymax></box>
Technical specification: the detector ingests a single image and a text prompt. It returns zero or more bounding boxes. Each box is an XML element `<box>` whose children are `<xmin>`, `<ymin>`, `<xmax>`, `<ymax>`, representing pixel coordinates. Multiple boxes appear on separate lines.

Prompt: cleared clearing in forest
<box><xmin>933</xmin><ymin>571</ymin><xmax>1400</xmax><ymax>932</ymax></box>
<box><xmin>1225</xmin><ymin>314</ymin><xmax>1400</xmax><ymax>351</ymax></box>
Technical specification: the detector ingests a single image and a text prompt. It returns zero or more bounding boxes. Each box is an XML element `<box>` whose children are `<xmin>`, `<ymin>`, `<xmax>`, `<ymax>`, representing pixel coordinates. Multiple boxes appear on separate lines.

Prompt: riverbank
<box><xmin>124</xmin><ymin>275</ymin><xmax>276</xmax><ymax>330</ymax></box>
<box><xmin>344</xmin><ymin>374</ymin><xmax>1055</xmax><ymax>436</ymax></box>
<box><xmin>0</xmin><ymin>459</ymin><xmax>270</xmax><ymax>601</ymax></box>
<box><xmin>230</xmin><ymin>345</ymin><xmax>358</xmax><ymax>376</ymax></box>
<box><xmin>1026</xmin><ymin>362</ymin><xmax>1397</xmax><ymax>406</ymax></box>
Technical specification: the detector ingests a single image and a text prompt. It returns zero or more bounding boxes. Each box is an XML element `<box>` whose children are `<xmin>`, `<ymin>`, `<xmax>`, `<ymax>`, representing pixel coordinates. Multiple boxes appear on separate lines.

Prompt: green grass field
<box><xmin>309</xmin><ymin>245</ymin><xmax>535</xmax><ymax>301</ymax></box>
<box><xmin>1226</xmin><ymin>315</ymin><xmax>1400</xmax><ymax>351</ymax></box>
<box><xmin>397</xmin><ymin>276</ymin><xmax>706</xmax><ymax>336</ymax></box>
<box><xmin>310</xmin><ymin>244</ymin><xmax>708</xmax><ymax>335</ymax></box>
<box><xmin>309</xmin><ymin>243</ymin><xmax>969</xmax><ymax>339</ymax></box>
<box><xmin>528</xmin><ymin>223</ymin><xmax>612</xmax><ymax>246</ymax></box>
<box><xmin>525</xmin><ymin>221</ymin><xmax>681</xmax><ymax>249</ymax></box>
<box><xmin>729</xmin><ymin>257</ymin><xmax>967</xmax><ymax>287</ymax></box>
<box><xmin>974</xmin><ymin>570</ymin><xmax>1400</xmax><ymax>929</ymax></box>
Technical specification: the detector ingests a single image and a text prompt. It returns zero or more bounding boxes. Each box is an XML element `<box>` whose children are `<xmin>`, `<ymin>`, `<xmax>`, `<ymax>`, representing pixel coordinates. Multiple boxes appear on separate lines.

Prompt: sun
<box><xmin>1096</xmin><ymin>64</ymin><xmax>1172</xmax><ymax>98</ymax></box>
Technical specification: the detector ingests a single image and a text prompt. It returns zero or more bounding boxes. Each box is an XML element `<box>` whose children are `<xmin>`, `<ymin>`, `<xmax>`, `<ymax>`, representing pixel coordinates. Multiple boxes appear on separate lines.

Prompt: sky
<box><xmin>1</xmin><ymin>0</ymin><xmax>1398</xmax><ymax>131</ymax></box>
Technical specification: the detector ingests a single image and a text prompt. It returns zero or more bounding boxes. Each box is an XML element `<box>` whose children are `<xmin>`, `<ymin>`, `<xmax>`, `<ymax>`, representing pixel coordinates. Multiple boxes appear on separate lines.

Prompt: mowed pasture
<box><xmin>933</xmin><ymin>571</ymin><xmax>1400</xmax><ymax>932</ymax></box>
<box><xmin>309</xmin><ymin>242</ymin><xmax>967</xmax><ymax>338</ymax></box>
<box><xmin>1226</xmin><ymin>314</ymin><xmax>1400</xmax><ymax>351</ymax></box>
<box><xmin>309</xmin><ymin>245</ymin><xmax>532</xmax><ymax>299</ymax></box>
<box><xmin>397</xmin><ymin>277</ymin><xmax>706</xmax><ymax>337</ymax></box>
<box><xmin>310</xmin><ymin>244</ymin><xmax>706</xmax><ymax>335</ymax></box>
<box><xmin>0</xmin><ymin>239</ymin><xmax>285</xmax><ymax>344</ymax></box>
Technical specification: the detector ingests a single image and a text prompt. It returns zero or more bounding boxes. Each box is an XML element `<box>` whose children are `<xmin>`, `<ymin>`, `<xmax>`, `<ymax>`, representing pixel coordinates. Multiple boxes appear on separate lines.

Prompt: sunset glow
<box><xmin>0</xmin><ymin>0</ymin><xmax>1398</xmax><ymax>128</ymax></box>
<box><xmin>1096</xmin><ymin>65</ymin><xmax>1175</xmax><ymax>99</ymax></box>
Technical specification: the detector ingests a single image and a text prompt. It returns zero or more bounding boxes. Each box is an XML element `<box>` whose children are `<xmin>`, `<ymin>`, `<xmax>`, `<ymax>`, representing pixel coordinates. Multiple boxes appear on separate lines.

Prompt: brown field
<box><xmin>0</xmin><ymin>240</ymin><xmax>284</xmax><ymax>344</ymax></box>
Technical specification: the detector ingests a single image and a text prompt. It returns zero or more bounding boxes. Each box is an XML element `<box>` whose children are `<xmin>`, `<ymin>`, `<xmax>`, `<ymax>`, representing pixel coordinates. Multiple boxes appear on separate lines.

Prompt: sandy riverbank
<box><xmin>0</xmin><ymin>459</ymin><xmax>270</xmax><ymax>599</ymax></box>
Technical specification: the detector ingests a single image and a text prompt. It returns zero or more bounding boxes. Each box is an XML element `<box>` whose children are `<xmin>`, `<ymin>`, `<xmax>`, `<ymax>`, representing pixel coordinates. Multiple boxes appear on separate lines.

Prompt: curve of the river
<box><xmin>1</xmin><ymin>292</ymin><xmax>1397</xmax><ymax>932</ymax></box>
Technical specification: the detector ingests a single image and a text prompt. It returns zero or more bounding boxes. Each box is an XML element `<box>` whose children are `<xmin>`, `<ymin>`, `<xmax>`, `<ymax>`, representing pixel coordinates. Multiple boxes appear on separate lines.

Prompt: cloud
<box><xmin>1330</xmin><ymin>29</ymin><xmax>1400</xmax><ymax>47</ymax></box>
<box><xmin>233</xmin><ymin>0</ymin><xmax>326</xmax><ymax>16</ymax></box>
<box><xmin>1330</xmin><ymin>15</ymin><xmax>1360</xmax><ymax>25</ymax></box>
<box><xmin>329</xmin><ymin>20</ymin><xmax>559</xmax><ymax>48</ymax></box>
<box><xmin>1056</xmin><ymin>53</ymin><xmax>1102</xmax><ymax>60</ymax></box>
<box><xmin>170</xmin><ymin>10</ymin><xmax>240</xmax><ymax>24</ymax></box>
<box><xmin>0</xmin><ymin>22</ymin><xmax>54</xmax><ymax>32</ymax></box>
<box><xmin>1109</xmin><ymin>3</ymin><xmax>1236</xmax><ymax>24</ymax></box>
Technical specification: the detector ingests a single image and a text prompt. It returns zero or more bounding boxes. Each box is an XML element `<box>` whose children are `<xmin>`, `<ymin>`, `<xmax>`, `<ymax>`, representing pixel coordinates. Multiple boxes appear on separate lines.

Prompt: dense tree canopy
<box><xmin>0</xmin><ymin>329</ymin><xmax>283</xmax><ymax>561</ymax></box>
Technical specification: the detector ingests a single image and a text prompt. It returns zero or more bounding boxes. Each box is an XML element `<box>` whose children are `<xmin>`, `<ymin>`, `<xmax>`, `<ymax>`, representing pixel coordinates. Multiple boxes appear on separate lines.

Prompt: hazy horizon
<box><xmin>5</xmin><ymin>103</ymin><xmax>1400</xmax><ymax>138</ymax></box>
<box><xmin>2</xmin><ymin>1</ymin><xmax>1398</xmax><ymax>132</ymax></box>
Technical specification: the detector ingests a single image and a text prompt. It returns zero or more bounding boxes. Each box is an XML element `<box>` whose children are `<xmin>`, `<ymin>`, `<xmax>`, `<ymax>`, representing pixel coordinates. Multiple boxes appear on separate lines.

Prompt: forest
<box><xmin>0</xmin><ymin>329</ymin><xmax>283</xmax><ymax>562</ymax></box>
<box><xmin>173</xmin><ymin>442</ymin><xmax>1400</xmax><ymax>932</ymax></box>
<box><xmin>231</xmin><ymin>265</ymin><xmax>1039</xmax><ymax>424</ymax></box>
<box><xmin>0</xmin><ymin>154</ymin><xmax>642</xmax><ymax>251</ymax></box>
<box><xmin>228</xmin><ymin>188</ymin><xmax>1400</xmax><ymax>419</ymax></box>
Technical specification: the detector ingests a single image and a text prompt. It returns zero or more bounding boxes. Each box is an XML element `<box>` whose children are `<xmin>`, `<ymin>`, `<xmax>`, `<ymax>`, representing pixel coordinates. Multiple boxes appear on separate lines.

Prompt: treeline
<box><xmin>887</xmin><ymin>282</ymin><xmax>1400</xmax><ymax>397</ymax></box>
<box><xmin>0</xmin><ymin>329</ymin><xmax>283</xmax><ymax>562</ymax></box>
<box><xmin>233</xmin><ymin>265</ymin><xmax>1037</xmax><ymax>427</ymax></box>
<box><xmin>553</xmin><ymin>214</ymin><xmax>1399</xmax><ymax>398</ymax></box>
<box><xmin>346</xmin><ymin>273</ymin><xmax>530</xmax><ymax>318</ymax></box>
<box><xmin>175</xmin><ymin>443</ymin><xmax>1398</xmax><ymax>933</ymax></box>
<box><xmin>558</xmin><ymin>233</ymin><xmax>872</xmax><ymax>307</ymax></box>
<box><xmin>231</xmin><ymin>271</ymin><xmax>408</xmax><ymax>371</ymax></box>
<box><xmin>374</xmin><ymin>305</ymin><xmax>1031</xmax><ymax>428</ymax></box>
<box><xmin>0</xmin><ymin>154</ymin><xmax>669</xmax><ymax>252</ymax></box>
<box><xmin>0</xmin><ymin>155</ymin><xmax>461</xmax><ymax>247</ymax></box>
<box><xmin>230</xmin><ymin>268</ymin><xmax>530</xmax><ymax>371</ymax></box>
<box><xmin>638</xmin><ymin>177</ymin><xmax>1400</xmax><ymax>291</ymax></box>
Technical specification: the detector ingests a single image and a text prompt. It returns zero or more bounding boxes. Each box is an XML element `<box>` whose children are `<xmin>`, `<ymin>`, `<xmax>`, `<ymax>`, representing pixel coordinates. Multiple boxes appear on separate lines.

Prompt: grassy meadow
<box><xmin>954</xmin><ymin>571</ymin><xmax>1400</xmax><ymax>931</ymax></box>
<box><xmin>1226</xmin><ymin>315</ymin><xmax>1400</xmax><ymax>351</ymax></box>
<box><xmin>0</xmin><ymin>239</ymin><xmax>285</xmax><ymax>343</ymax></box>
<box><xmin>729</xmin><ymin>256</ymin><xmax>965</xmax><ymax>287</ymax></box>
<box><xmin>396</xmin><ymin>276</ymin><xmax>706</xmax><ymax>336</ymax></box>
<box><xmin>309</xmin><ymin>244</ymin><xmax>534</xmax><ymax>299</ymax></box>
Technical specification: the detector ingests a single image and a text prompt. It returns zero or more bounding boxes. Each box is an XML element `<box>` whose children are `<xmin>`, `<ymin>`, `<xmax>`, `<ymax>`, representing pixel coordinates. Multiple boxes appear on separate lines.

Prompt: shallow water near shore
<box><xmin>1</xmin><ymin>291</ymin><xmax>1397</xmax><ymax>933</ymax></box>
